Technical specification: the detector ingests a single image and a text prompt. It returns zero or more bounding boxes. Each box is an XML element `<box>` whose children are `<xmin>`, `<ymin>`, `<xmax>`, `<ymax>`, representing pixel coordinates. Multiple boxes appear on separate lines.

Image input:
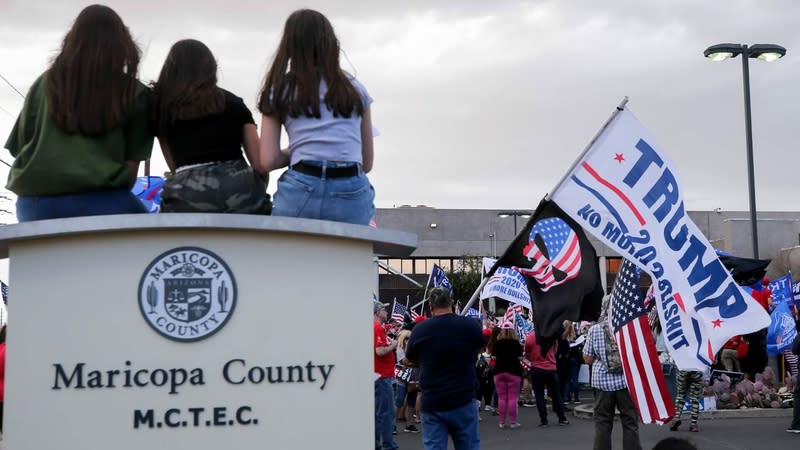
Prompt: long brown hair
<box><xmin>257</xmin><ymin>9</ymin><xmax>364</xmax><ymax>120</ymax></box>
<box><xmin>152</xmin><ymin>39</ymin><xmax>225</xmax><ymax>135</ymax></box>
<box><xmin>47</xmin><ymin>4</ymin><xmax>141</xmax><ymax>135</ymax></box>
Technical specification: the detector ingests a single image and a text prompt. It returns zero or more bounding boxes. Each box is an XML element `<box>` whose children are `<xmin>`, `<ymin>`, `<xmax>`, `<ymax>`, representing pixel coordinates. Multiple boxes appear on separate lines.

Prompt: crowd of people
<box><xmin>374</xmin><ymin>286</ymin><xmax>800</xmax><ymax>450</ymax></box>
<box><xmin>5</xmin><ymin>5</ymin><xmax>374</xmax><ymax>225</ymax></box>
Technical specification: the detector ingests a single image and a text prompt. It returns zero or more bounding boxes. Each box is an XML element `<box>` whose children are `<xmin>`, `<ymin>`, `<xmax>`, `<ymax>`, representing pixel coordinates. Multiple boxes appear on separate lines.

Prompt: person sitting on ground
<box><xmin>5</xmin><ymin>5</ymin><xmax>153</xmax><ymax>221</ymax></box>
<box><xmin>720</xmin><ymin>335</ymin><xmax>744</xmax><ymax>372</ymax></box>
<box><xmin>152</xmin><ymin>39</ymin><xmax>271</xmax><ymax>214</ymax></box>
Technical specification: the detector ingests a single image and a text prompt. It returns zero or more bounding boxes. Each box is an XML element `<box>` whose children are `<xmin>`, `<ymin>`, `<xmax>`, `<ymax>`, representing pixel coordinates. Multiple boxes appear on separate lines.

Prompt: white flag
<box><xmin>550</xmin><ymin>107</ymin><xmax>770</xmax><ymax>370</ymax></box>
<box><xmin>480</xmin><ymin>265</ymin><xmax>533</xmax><ymax>310</ymax></box>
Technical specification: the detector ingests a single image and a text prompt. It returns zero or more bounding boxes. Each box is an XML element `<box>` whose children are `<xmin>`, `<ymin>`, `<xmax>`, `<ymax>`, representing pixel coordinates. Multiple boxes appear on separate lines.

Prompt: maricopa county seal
<box><xmin>138</xmin><ymin>247</ymin><xmax>236</xmax><ymax>342</ymax></box>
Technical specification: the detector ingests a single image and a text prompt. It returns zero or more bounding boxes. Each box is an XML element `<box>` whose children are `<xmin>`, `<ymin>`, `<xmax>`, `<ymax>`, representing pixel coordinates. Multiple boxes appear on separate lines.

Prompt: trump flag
<box><xmin>496</xmin><ymin>198</ymin><xmax>602</xmax><ymax>338</ymax></box>
<box><xmin>550</xmin><ymin>105</ymin><xmax>771</xmax><ymax>370</ymax></box>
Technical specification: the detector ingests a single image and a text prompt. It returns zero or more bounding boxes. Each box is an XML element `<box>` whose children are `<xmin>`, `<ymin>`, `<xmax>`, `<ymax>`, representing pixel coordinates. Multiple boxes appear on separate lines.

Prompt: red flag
<box><xmin>610</xmin><ymin>260</ymin><xmax>675</xmax><ymax>424</ymax></box>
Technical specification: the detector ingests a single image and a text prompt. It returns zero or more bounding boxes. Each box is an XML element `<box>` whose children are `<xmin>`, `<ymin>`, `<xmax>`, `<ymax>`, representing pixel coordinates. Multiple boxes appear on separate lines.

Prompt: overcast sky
<box><xmin>1</xmin><ymin>0</ymin><xmax>799</xmax><ymax>219</ymax></box>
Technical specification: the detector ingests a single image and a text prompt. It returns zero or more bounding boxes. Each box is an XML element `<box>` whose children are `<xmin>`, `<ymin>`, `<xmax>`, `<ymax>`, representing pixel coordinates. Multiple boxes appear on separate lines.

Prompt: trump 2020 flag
<box><xmin>767</xmin><ymin>300</ymin><xmax>798</xmax><ymax>356</ymax></box>
<box><xmin>427</xmin><ymin>264</ymin><xmax>453</xmax><ymax>294</ymax></box>
<box><xmin>480</xmin><ymin>264</ymin><xmax>533</xmax><ymax>310</ymax></box>
<box><xmin>496</xmin><ymin>198</ymin><xmax>602</xmax><ymax>338</ymax></box>
<box><xmin>768</xmin><ymin>273</ymin><xmax>793</xmax><ymax>305</ymax></box>
<box><xmin>610</xmin><ymin>260</ymin><xmax>675</xmax><ymax>424</ymax></box>
<box><xmin>550</xmin><ymin>105</ymin><xmax>771</xmax><ymax>370</ymax></box>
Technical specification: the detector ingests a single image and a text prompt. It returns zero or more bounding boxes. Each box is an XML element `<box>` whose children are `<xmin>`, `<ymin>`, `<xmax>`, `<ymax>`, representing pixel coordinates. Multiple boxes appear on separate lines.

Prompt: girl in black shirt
<box><xmin>492</xmin><ymin>324</ymin><xmax>523</xmax><ymax>429</ymax></box>
<box><xmin>152</xmin><ymin>39</ymin><xmax>270</xmax><ymax>213</ymax></box>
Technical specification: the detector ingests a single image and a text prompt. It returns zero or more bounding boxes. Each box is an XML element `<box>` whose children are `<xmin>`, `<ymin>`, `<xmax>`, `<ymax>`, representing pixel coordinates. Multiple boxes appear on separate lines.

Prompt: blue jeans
<box><xmin>272</xmin><ymin>163</ymin><xmax>375</xmax><ymax>225</ymax></box>
<box><xmin>420</xmin><ymin>400</ymin><xmax>480</xmax><ymax>450</ymax></box>
<box><xmin>563</xmin><ymin>357</ymin><xmax>581</xmax><ymax>401</ymax></box>
<box><xmin>375</xmin><ymin>377</ymin><xmax>398</xmax><ymax>450</ymax></box>
<box><xmin>16</xmin><ymin>189</ymin><xmax>148</xmax><ymax>222</ymax></box>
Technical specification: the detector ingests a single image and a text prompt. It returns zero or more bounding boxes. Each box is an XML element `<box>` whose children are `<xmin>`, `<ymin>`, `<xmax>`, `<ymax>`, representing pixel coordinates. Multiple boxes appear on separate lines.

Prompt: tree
<box><xmin>446</xmin><ymin>255</ymin><xmax>483</xmax><ymax>306</ymax></box>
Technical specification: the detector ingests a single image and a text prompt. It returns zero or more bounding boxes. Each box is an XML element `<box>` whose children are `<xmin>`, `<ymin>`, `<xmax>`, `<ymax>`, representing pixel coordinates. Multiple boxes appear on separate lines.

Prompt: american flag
<box><xmin>391</xmin><ymin>301</ymin><xmax>407</xmax><ymax>323</ymax></box>
<box><xmin>520</xmin><ymin>217</ymin><xmax>581</xmax><ymax>291</ymax></box>
<box><xmin>427</xmin><ymin>264</ymin><xmax>454</xmax><ymax>294</ymax></box>
<box><xmin>503</xmin><ymin>303</ymin><xmax>523</xmax><ymax>324</ymax></box>
<box><xmin>610</xmin><ymin>260</ymin><xmax>675</xmax><ymax>424</ymax></box>
<box><xmin>0</xmin><ymin>281</ymin><xmax>7</xmax><ymax>304</ymax></box>
<box><xmin>408</xmin><ymin>308</ymin><xmax>420</xmax><ymax>321</ymax></box>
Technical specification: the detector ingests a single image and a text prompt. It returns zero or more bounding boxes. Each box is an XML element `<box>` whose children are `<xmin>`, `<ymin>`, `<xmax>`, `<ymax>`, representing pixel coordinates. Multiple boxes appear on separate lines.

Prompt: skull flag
<box><xmin>496</xmin><ymin>198</ymin><xmax>603</xmax><ymax>338</ymax></box>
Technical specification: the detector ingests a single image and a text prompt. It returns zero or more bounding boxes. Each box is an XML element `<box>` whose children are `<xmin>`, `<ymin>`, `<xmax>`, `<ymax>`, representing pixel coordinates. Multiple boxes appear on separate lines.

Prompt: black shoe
<box><xmin>522</xmin><ymin>402</ymin><xmax>536</xmax><ymax>408</ymax></box>
<box><xmin>392</xmin><ymin>426</ymin><xmax>398</xmax><ymax>435</ymax></box>
<box><xmin>558</xmin><ymin>419</ymin><xmax>570</xmax><ymax>426</ymax></box>
<box><xmin>539</xmin><ymin>422</ymin><xmax>549</xmax><ymax>428</ymax></box>
<box><xmin>670</xmin><ymin>420</ymin><xmax>682</xmax><ymax>432</ymax></box>
<box><xmin>404</xmin><ymin>424</ymin><xmax>420</xmax><ymax>433</ymax></box>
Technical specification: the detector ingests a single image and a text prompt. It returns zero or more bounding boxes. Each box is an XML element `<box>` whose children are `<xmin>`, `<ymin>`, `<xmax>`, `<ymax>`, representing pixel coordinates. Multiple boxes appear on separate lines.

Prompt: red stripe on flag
<box><xmin>674</xmin><ymin>292</ymin><xmax>686</xmax><ymax>312</ymax></box>
<box><xmin>581</xmin><ymin>162</ymin><xmax>646</xmax><ymax>226</ymax></box>
<box><xmin>618</xmin><ymin>317</ymin><xmax>675</xmax><ymax>423</ymax></box>
<box><xmin>617</xmin><ymin>329</ymin><xmax>645</xmax><ymax>421</ymax></box>
<box><xmin>638</xmin><ymin>317</ymin><xmax>674</xmax><ymax>421</ymax></box>
<box><xmin>707</xmin><ymin>340</ymin><xmax>715</xmax><ymax>362</ymax></box>
<box><xmin>627</xmin><ymin>318</ymin><xmax>660</xmax><ymax>422</ymax></box>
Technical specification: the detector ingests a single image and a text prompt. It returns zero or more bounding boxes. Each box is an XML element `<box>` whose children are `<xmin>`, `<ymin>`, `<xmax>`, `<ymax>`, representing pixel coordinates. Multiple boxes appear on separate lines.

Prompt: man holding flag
<box><xmin>584</xmin><ymin>294</ymin><xmax>642</xmax><ymax>450</ymax></box>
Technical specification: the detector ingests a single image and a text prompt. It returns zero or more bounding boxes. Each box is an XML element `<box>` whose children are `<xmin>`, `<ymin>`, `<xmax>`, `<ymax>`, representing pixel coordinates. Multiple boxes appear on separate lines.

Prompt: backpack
<box><xmin>476</xmin><ymin>354</ymin><xmax>491</xmax><ymax>379</ymax></box>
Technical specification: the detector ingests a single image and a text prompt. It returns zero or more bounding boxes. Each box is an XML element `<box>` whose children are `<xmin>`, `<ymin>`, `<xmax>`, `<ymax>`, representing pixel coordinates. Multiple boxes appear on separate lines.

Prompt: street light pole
<box><xmin>740</xmin><ymin>45</ymin><xmax>759</xmax><ymax>258</ymax></box>
<box><xmin>704</xmin><ymin>42</ymin><xmax>786</xmax><ymax>259</ymax></box>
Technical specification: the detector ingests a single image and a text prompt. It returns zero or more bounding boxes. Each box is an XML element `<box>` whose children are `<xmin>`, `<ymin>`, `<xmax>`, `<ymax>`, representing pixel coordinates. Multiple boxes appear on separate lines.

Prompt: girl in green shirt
<box><xmin>4</xmin><ymin>5</ymin><xmax>153</xmax><ymax>221</ymax></box>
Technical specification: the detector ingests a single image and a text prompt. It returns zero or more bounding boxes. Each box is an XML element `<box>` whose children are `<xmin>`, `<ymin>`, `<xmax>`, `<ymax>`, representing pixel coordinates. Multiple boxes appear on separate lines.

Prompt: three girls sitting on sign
<box><xmin>5</xmin><ymin>6</ymin><xmax>375</xmax><ymax>225</ymax></box>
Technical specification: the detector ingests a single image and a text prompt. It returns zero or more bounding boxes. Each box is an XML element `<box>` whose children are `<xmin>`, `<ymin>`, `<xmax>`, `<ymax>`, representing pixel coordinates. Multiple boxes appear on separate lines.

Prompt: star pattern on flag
<box><xmin>614</xmin><ymin>152</ymin><xmax>625</xmax><ymax>163</ymax></box>
<box><xmin>531</xmin><ymin>218</ymin><xmax>571</xmax><ymax>254</ymax></box>
<box><xmin>711</xmin><ymin>318</ymin><xmax>723</xmax><ymax>328</ymax></box>
<box><xmin>611</xmin><ymin>262</ymin><xmax>646</xmax><ymax>332</ymax></box>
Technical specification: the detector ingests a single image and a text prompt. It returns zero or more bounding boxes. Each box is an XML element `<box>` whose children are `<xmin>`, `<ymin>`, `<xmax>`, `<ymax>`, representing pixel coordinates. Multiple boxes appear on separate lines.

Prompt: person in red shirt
<box><xmin>720</xmin><ymin>335</ymin><xmax>743</xmax><ymax>372</ymax></box>
<box><xmin>524</xmin><ymin>330</ymin><xmax>569</xmax><ymax>427</ymax></box>
<box><xmin>374</xmin><ymin>302</ymin><xmax>398</xmax><ymax>450</ymax></box>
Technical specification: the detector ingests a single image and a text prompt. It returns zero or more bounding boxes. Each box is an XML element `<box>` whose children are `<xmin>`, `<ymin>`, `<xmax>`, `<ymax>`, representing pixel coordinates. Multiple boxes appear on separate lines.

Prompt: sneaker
<box><xmin>509</xmin><ymin>423</ymin><xmax>521</xmax><ymax>429</ymax></box>
<box><xmin>689</xmin><ymin>425</ymin><xmax>699</xmax><ymax>432</ymax></box>
<box><xmin>786</xmin><ymin>428</ymin><xmax>800</xmax><ymax>434</ymax></box>
<box><xmin>404</xmin><ymin>425</ymin><xmax>420</xmax><ymax>433</ymax></box>
<box><xmin>573</xmin><ymin>399</ymin><xmax>581</xmax><ymax>404</ymax></box>
<box><xmin>670</xmin><ymin>420</ymin><xmax>682</xmax><ymax>432</ymax></box>
<box><xmin>392</xmin><ymin>426</ymin><xmax>398</xmax><ymax>435</ymax></box>
<box><xmin>484</xmin><ymin>405</ymin><xmax>494</xmax><ymax>412</ymax></box>
<box><xmin>499</xmin><ymin>423</ymin><xmax>506</xmax><ymax>429</ymax></box>
<box><xmin>522</xmin><ymin>402</ymin><xmax>536</xmax><ymax>408</ymax></box>
<box><xmin>558</xmin><ymin>419</ymin><xmax>570</xmax><ymax>426</ymax></box>
<box><xmin>538</xmin><ymin>422</ymin><xmax>549</xmax><ymax>428</ymax></box>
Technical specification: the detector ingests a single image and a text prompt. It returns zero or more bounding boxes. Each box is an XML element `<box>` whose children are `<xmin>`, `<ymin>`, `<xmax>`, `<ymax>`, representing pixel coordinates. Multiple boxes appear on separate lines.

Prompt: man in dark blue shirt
<box><xmin>405</xmin><ymin>287</ymin><xmax>484</xmax><ymax>450</ymax></box>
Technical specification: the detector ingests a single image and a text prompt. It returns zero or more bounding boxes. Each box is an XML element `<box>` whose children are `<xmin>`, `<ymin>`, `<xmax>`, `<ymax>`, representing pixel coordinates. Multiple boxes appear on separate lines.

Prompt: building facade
<box><xmin>375</xmin><ymin>206</ymin><xmax>800</xmax><ymax>306</ymax></box>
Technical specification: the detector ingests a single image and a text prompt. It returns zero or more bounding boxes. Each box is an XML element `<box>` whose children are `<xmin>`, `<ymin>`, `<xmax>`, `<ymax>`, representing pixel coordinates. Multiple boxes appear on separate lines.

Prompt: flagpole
<box><xmin>458</xmin><ymin>277</ymin><xmax>490</xmax><ymax>316</ymax></box>
<box><xmin>546</xmin><ymin>97</ymin><xmax>629</xmax><ymax>200</ymax></box>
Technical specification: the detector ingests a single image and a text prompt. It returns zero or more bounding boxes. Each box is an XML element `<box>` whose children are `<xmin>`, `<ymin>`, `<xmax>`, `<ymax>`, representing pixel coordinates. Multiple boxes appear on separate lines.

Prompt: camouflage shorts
<box><xmin>161</xmin><ymin>159</ymin><xmax>272</xmax><ymax>214</ymax></box>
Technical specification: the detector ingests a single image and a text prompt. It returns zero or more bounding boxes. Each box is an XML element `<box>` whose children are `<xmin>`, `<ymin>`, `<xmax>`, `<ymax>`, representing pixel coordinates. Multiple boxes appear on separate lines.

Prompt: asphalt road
<box><xmin>393</xmin><ymin>405</ymin><xmax>799</xmax><ymax>450</ymax></box>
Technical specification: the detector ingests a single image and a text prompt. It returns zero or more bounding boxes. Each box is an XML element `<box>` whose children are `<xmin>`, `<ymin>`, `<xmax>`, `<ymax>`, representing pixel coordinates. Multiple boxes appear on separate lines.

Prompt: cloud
<box><xmin>2</xmin><ymin>0</ymin><xmax>800</xmax><ymax>214</ymax></box>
